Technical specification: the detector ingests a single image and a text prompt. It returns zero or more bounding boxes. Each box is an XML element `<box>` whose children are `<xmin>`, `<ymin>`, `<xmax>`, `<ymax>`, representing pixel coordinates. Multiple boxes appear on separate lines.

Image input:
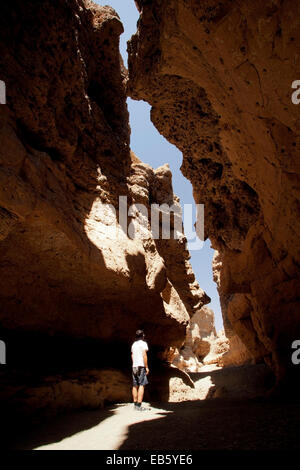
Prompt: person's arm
<box><xmin>143</xmin><ymin>350</ymin><xmax>149</xmax><ymax>374</ymax></box>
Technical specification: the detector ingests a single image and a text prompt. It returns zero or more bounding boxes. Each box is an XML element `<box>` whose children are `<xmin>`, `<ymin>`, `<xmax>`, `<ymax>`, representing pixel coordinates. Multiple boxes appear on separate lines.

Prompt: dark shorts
<box><xmin>132</xmin><ymin>366</ymin><xmax>148</xmax><ymax>387</ymax></box>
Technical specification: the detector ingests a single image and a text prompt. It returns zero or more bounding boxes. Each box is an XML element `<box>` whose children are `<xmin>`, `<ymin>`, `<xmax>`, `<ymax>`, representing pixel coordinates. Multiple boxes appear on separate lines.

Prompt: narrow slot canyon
<box><xmin>0</xmin><ymin>0</ymin><xmax>299</xmax><ymax>452</ymax></box>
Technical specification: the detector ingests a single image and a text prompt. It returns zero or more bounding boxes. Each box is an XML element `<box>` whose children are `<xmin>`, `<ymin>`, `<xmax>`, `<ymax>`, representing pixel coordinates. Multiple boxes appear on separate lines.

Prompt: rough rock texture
<box><xmin>170</xmin><ymin>306</ymin><xmax>249</xmax><ymax>372</ymax></box>
<box><xmin>172</xmin><ymin>306</ymin><xmax>218</xmax><ymax>371</ymax></box>
<box><xmin>0</xmin><ymin>0</ymin><xmax>208</xmax><ymax>354</ymax></box>
<box><xmin>202</xmin><ymin>330</ymin><xmax>230</xmax><ymax>366</ymax></box>
<box><xmin>213</xmin><ymin>251</ymin><xmax>258</xmax><ymax>367</ymax></box>
<box><xmin>219</xmin><ymin>334</ymin><xmax>254</xmax><ymax>367</ymax></box>
<box><xmin>166</xmin><ymin>363</ymin><xmax>274</xmax><ymax>402</ymax></box>
<box><xmin>128</xmin><ymin>0</ymin><xmax>300</xmax><ymax>386</ymax></box>
<box><xmin>0</xmin><ymin>0</ymin><xmax>210</xmax><ymax>414</ymax></box>
<box><xmin>0</xmin><ymin>368</ymin><xmax>131</xmax><ymax>421</ymax></box>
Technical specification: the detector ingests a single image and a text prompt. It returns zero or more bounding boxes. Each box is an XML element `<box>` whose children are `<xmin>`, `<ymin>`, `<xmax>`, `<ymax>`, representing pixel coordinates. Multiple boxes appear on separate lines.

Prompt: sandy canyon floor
<box><xmin>7</xmin><ymin>364</ymin><xmax>300</xmax><ymax>451</ymax></box>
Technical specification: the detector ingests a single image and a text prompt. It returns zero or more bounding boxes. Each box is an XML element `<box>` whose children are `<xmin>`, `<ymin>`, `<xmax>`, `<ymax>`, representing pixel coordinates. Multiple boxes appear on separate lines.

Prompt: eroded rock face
<box><xmin>172</xmin><ymin>306</ymin><xmax>218</xmax><ymax>371</ymax></box>
<box><xmin>162</xmin><ymin>363</ymin><xmax>274</xmax><ymax>402</ymax></box>
<box><xmin>170</xmin><ymin>305</ymin><xmax>250</xmax><ymax>372</ymax></box>
<box><xmin>128</xmin><ymin>0</ymin><xmax>300</xmax><ymax>385</ymax></box>
<box><xmin>0</xmin><ymin>368</ymin><xmax>131</xmax><ymax>421</ymax></box>
<box><xmin>0</xmin><ymin>0</ymin><xmax>210</xmax><ymax>417</ymax></box>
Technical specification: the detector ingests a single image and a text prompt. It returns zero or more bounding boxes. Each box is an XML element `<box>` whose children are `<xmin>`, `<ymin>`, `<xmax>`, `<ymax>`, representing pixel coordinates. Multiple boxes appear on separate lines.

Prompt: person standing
<box><xmin>131</xmin><ymin>329</ymin><xmax>149</xmax><ymax>411</ymax></box>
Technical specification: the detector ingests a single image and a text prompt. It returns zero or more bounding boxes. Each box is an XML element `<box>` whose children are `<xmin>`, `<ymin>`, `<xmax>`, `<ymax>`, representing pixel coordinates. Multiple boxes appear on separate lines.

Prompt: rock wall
<box><xmin>128</xmin><ymin>0</ymin><xmax>300</xmax><ymax>386</ymax></box>
<box><xmin>171</xmin><ymin>305</ymin><xmax>251</xmax><ymax>372</ymax></box>
<box><xmin>0</xmin><ymin>368</ymin><xmax>131</xmax><ymax>421</ymax></box>
<box><xmin>171</xmin><ymin>306</ymin><xmax>218</xmax><ymax>372</ymax></box>
<box><xmin>0</xmin><ymin>0</ymin><xmax>209</xmax><ymax>413</ymax></box>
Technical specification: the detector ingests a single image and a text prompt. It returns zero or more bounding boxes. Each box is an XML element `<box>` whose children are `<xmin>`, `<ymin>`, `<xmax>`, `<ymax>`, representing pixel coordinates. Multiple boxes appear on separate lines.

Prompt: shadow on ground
<box><xmin>119</xmin><ymin>397</ymin><xmax>300</xmax><ymax>450</ymax></box>
<box><xmin>8</xmin><ymin>396</ymin><xmax>300</xmax><ymax>451</ymax></box>
<box><xmin>188</xmin><ymin>363</ymin><xmax>275</xmax><ymax>398</ymax></box>
<box><xmin>4</xmin><ymin>406</ymin><xmax>116</xmax><ymax>450</ymax></box>
<box><xmin>4</xmin><ymin>363</ymin><xmax>299</xmax><ymax>450</ymax></box>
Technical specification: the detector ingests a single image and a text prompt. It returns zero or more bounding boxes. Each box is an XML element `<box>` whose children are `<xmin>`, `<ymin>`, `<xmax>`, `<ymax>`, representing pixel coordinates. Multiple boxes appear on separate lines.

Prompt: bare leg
<box><xmin>137</xmin><ymin>385</ymin><xmax>144</xmax><ymax>404</ymax></box>
<box><xmin>132</xmin><ymin>386</ymin><xmax>138</xmax><ymax>403</ymax></box>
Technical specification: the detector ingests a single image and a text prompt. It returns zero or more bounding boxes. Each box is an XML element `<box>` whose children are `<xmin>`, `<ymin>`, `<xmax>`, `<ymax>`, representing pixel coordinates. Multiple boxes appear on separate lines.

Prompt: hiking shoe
<box><xmin>135</xmin><ymin>406</ymin><xmax>150</xmax><ymax>412</ymax></box>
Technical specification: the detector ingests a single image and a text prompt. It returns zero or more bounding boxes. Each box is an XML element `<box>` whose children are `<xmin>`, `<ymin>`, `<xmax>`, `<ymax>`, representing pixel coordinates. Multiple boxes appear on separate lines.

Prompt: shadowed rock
<box><xmin>127</xmin><ymin>0</ymin><xmax>300</xmax><ymax>387</ymax></box>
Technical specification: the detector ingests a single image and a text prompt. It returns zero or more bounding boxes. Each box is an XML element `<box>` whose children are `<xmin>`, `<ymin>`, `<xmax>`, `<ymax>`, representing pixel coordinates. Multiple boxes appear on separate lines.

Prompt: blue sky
<box><xmin>97</xmin><ymin>0</ymin><xmax>223</xmax><ymax>331</ymax></box>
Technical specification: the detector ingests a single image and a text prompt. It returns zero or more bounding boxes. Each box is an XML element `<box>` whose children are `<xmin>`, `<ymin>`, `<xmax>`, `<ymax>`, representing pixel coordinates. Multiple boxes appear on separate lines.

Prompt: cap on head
<box><xmin>135</xmin><ymin>329</ymin><xmax>145</xmax><ymax>340</ymax></box>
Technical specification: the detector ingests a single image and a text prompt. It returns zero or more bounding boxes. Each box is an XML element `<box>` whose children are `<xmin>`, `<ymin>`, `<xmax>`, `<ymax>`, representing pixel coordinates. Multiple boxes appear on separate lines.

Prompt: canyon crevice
<box><xmin>128</xmin><ymin>0</ymin><xmax>300</xmax><ymax>386</ymax></box>
<box><xmin>0</xmin><ymin>0</ymin><xmax>299</xmax><ymax>425</ymax></box>
<box><xmin>0</xmin><ymin>0</ymin><xmax>210</xmax><ymax>417</ymax></box>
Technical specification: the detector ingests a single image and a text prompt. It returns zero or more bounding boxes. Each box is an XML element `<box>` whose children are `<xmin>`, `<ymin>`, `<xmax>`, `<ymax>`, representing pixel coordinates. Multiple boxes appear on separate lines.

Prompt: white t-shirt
<box><xmin>131</xmin><ymin>340</ymin><xmax>148</xmax><ymax>367</ymax></box>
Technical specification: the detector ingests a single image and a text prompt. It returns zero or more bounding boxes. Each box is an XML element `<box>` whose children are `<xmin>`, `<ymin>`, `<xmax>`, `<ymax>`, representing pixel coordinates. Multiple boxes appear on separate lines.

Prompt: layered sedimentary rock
<box><xmin>128</xmin><ymin>0</ymin><xmax>300</xmax><ymax>385</ymax></box>
<box><xmin>0</xmin><ymin>0</ymin><xmax>209</xmax><ymax>414</ymax></box>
